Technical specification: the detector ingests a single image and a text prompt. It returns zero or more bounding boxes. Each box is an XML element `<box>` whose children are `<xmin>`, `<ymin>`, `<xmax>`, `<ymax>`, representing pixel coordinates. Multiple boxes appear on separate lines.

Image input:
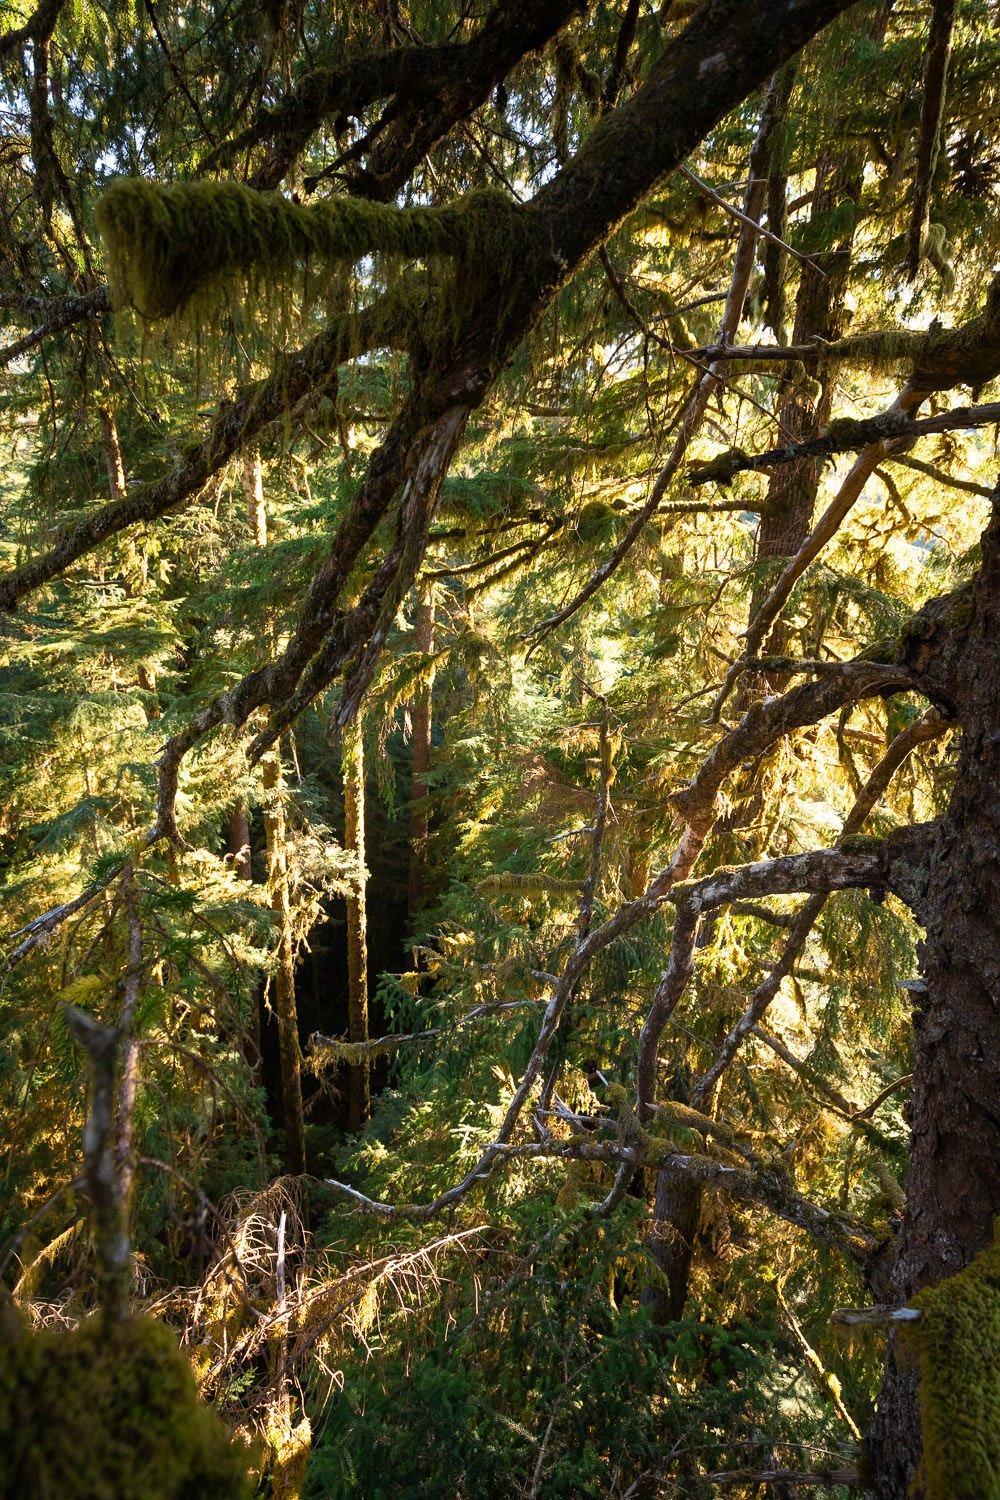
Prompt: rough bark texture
<box><xmin>872</xmin><ymin>489</ymin><xmax>1000</xmax><ymax>1497</ymax></box>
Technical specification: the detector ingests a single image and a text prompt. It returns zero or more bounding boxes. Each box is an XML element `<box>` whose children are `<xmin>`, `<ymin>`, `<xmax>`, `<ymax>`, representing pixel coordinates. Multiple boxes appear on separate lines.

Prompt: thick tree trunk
<box><xmin>644</xmin><ymin>1172</ymin><xmax>702</xmax><ymax>1323</ymax></box>
<box><xmin>408</xmin><ymin>580</ymin><xmax>435</xmax><ymax>924</ymax></box>
<box><xmin>343</xmin><ymin>715</ymin><xmax>370</xmax><ymax>1129</ymax></box>
<box><xmin>871</xmin><ymin>492</ymin><xmax>1000</xmax><ymax>1496</ymax></box>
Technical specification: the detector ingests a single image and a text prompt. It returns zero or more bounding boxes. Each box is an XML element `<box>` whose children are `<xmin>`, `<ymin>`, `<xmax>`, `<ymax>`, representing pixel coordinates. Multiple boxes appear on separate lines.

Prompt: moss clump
<box><xmin>0</xmin><ymin>1306</ymin><xmax>252</xmax><ymax>1499</ymax></box>
<box><xmin>97</xmin><ymin>178</ymin><xmax>525</xmax><ymax>323</ymax></box>
<box><xmin>905</xmin><ymin>1231</ymin><xmax>1000</xmax><ymax>1500</ymax></box>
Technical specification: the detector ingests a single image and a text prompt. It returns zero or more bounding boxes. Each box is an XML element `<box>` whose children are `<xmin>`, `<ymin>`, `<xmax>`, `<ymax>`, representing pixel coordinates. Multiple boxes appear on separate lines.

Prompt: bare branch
<box><xmin>0</xmin><ymin>285</ymin><xmax>109</xmax><ymax>367</ymax></box>
<box><xmin>687</xmin><ymin>398</ymin><xmax>1000</xmax><ymax>486</ymax></box>
<box><xmin>689</xmin><ymin>708</ymin><xmax>947</xmax><ymax>1105</ymax></box>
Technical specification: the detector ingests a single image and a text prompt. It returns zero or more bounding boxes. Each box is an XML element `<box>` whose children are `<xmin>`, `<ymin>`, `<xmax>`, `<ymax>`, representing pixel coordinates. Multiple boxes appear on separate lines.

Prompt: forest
<box><xmin>3</xmin><ymin>0</ymin><xmax>1000</xmax><ymax>1496</ymax></box>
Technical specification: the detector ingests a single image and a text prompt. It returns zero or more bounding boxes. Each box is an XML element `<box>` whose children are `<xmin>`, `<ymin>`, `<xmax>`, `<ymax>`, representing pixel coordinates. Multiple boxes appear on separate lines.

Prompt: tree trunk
<box><xmin>262</xmin><ymin>750</ymin><xmax>307</xmax><ymax>1174</ymax></box>
<box><xmin>871</xmin><ymin>492</ymin><xmax>1000</xmax><ymax>1496</ymax></box>
<box><xmin>643</xmin><ymin>1172</ymin><xmax>702</xmax><ymax>1323</ymax></box>
<box><xmin>343</xmin><ymin>714</ymin><xmax>370</xmax><ymax>1129</ymax></box>
<box><xmin>408</xmin><ymin>580</ymin><xmax>435</xmax><ymax>924</ymax></box>
<box><xmin>250</xmin><ymin>442</ymin><xmax>304</xmax><ymax>1170</ymax></box>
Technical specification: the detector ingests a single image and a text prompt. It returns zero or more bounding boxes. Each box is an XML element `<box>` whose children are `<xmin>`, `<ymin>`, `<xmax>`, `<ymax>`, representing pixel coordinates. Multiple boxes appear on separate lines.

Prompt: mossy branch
<box><xmin>97</xmin><ymin>178</ymin><xmax>523</xmax><ymax>320</ymax></box>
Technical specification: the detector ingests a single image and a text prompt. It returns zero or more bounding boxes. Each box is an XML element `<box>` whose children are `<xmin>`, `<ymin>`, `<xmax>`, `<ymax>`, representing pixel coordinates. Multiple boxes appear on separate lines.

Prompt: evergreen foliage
<box><xmin>4</xmin><ymin>1</ymin><xmax>1000</xmax><ymax>1495</ymax></box>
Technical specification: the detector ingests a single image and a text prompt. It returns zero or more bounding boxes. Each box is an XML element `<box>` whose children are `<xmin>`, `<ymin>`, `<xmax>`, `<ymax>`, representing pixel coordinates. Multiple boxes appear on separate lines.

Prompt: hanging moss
<box><xmin>904</xmin><ymin>1229</ymin><xmax>1000</xmax><ymax>1500</ymax></box>
<box><xmin>96</xmin><ymin>178</ymin><xmax>528</xmax><ymax>323</ymax></box>
<box><xmin>0</xmin><ymin>1307</ymin><xmax>252</xmax><ymax>1500</ymax></box>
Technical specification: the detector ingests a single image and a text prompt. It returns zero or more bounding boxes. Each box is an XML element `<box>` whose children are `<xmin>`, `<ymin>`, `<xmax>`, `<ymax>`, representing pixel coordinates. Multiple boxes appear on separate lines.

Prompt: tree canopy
<box><xmin>3</xmin><ymin>1</ymin><xmax>1000</xmax><ymax>1496</ymax></box>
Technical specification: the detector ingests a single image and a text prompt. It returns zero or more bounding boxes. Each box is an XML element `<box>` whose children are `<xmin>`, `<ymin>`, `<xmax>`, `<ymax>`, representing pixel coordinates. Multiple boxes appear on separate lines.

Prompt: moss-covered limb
<box><xmin>150</xmin><ymin>396</ymin><xmax>433</xmax><ymax>839</ymax></box>
<box><xmin>669</xmin><ymin>829</ymin><xmax>935</xmax><ymax>917</ymax></box>
<box><xmin>98</xmin><ymin>178</ymin><xmax>525</xmax><ymax>320</ymax></box>
<box><xmin>209</xmin><ymin>0</ymin><xmax>583</xmax><ymax>197</ymax></box>
<box><xmin>248</xmin><ymin>404</ymin><xmax>468</xmax><ymax>757</ymax></box>
<box><xmin>0</xmin><ymin>0</ymin><xmax>65</xmax><ymax>62</ymax></box>
<box><xmin>688</xmin><ymin>400</ymin><xmax>1000</xmax><ymax>486</ymax></box>
<box><xmin>0</xmin><ymin>295</ymin><xmax>401</xmax><ymax>617</ymax></box>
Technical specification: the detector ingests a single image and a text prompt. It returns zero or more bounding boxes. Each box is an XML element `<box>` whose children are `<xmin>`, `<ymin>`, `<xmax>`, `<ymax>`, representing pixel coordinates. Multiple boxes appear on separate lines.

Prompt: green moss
<box><xmin>906</xmin><ymin>1230</ymin><xmax>1000</xmax><ymax>1500</ymax></box>
<box><xmin>97</xmin><ymin>178</ymin><xmax>525</xmax><ymax>323</ymax></box>
<box><xmin>0</xmin><ymin>1307</ymin><xmax>251</xmax><ymax>1499</ymax></box>
<box><xmin>838</xmin><ymin>833</ymin><xmax>884</xmax><ymax>853</ymax></box>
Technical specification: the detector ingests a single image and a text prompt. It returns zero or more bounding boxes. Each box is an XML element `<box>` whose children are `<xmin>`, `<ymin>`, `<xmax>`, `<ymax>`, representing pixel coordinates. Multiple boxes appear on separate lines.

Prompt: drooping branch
<box><xmin>97</xmin><ymin>178</ymin><xmax>527</xmax><ymax>320</ymax></box>
<box><xmin>689</xmin><ymin>707</ymin><xmax>947</xmax><ymax>1107</ymax></box>
<box><xmin>678</xmin><ymin>656</ymin><xmax>914</xmax><ymax>833</ymax></box>
<box><xmin>889</xmin><ymin>454</ymin><xmax>994</xmax><ymax>499</ymax></box>
<box><xmin>327</xmin><ymin>1134</ymin><xmax>878</xmax><ymax>1261</ymax></box>
<box><xmin>525</xmin><ymin>72</ymin><xmax>793</xmax><ymax>643</ymax></box>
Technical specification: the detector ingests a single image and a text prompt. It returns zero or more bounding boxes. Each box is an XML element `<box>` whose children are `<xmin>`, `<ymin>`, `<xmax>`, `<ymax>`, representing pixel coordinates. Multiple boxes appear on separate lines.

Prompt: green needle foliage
<box><xmin>3</xmin><ymin>2</ymin><xmax>1000</xmax><ymax>1496</ymax></box>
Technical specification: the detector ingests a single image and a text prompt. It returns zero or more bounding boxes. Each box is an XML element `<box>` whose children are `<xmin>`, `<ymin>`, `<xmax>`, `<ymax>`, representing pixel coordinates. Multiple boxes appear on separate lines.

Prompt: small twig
<box><xmin>677</xmin><ymin>161</ymin><xmax>826</xmax><ymax>273</ymax></box>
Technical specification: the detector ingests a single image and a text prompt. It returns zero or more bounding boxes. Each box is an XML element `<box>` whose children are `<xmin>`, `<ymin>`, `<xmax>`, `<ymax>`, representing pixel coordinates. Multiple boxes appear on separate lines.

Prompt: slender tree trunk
<box><xmin>262</xmin><ymin>749</ymin><xmax>307</xmax><ymax>1175</ymax></box>
<box><xmin>408</xmin><ymin>580</ymin><xmax>435</xmax><ymax>924</ymax></box>
<box><xmin>243</xmin><ymin>447</ymin><xmax>268</xmax><ymax>548</ymax></box>
<box><xmin>871</xmin><ymin>496</ymin><xmax>1000</xmax><ymax>1496</ymax></box>
<box><xmin>343</xmin><ymin>714</ymin><xmax>370</xmax><ymax>1129</ymax></box>
<box><xmin>245</xmin><ymin>450</ymin><xmax>305</xmax><ymax>1171</ymax></box>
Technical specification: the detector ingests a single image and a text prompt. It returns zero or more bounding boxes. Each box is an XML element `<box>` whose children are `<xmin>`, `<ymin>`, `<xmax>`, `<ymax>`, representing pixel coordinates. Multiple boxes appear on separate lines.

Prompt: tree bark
<box><xmin>343</xmin><ymin>715</ymin><xmax>370</xmax><ymax>1129</ymax></box>
<box><xmin>872</xmin><ymin>490</ymin><xmax>1000</xmax><ymax>1496</ymax></box>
